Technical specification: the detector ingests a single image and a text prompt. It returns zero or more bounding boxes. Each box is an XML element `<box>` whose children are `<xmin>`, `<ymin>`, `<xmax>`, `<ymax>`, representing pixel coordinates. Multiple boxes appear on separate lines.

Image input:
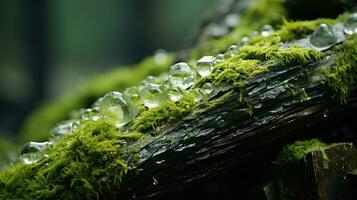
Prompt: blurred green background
<box><xmin>0</xmin><ymin>0</ymin><xmax>216</xmax><ymax>138</ymax></box>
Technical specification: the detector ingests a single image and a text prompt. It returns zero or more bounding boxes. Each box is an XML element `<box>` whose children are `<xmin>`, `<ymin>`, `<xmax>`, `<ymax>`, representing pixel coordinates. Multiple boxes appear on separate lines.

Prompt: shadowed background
<box><xmin>0</xmin><ymin>0</ymin><xmax>216</xmax><ymax>137</ymax></box>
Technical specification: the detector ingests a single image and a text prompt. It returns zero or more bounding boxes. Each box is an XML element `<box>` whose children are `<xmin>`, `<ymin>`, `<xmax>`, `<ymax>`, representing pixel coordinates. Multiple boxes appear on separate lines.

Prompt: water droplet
<box><xmin>154</xmin><ymin>49</ymin><xmax>168</xmax><ymax>65</ymax></box>
<box><xmin>93</xmin><ymin>91</ymin><xmax>139</xmax><ymax>126</ymax></box>
<box><xmin>224</xmin><ymin>13</ymin><xmax>240</xmax><ymax>28</ymax></box>
<box><xmin>309</xmin><ymin>24</ymin><xmax>338</xmax><ymax>48</ymax></box>
<box><xmin>323</xmin><ymin>108</ymin><xmax>328</xmax><ymax>118</ymax></box>
<box><xmin>236</xmin><ymin>36</ymin><xmax>249</xmax><ymax>47</ymax></box>
<box><xmin>20</xmin><ymin>152</ymin><xmax>45</xmax><ymax>165</ymax></box>
<box><xmin>261</xmin><ymin>24</ymin><xmax>274</xmax><ymax>36</ymax></box>
<box><xmin>190</xmin><ymin>88</ymin><xmax>204</xmax><ymax>102</ymax></box>
<box><xmin>140</xmin><ymin>84</ymin><xmax>167</xmax><ymax>108</ymax></box>
<box><xmin>21</xmin><ymin>141</ymin><xmax>51</xmax><ymax>155</ymax></box>
<box><xmin>344</xmin><ymin>13</ymin><xmax>357</xmax><ymax>35</ymax></box>
<box><xmin>196</xmin><ymin>56</ymin><xmax>216</xmax><ymax>77</ymax></box>
<box><xmin>142</xmin><ymin>75</ymin><xmax>166</xmax><ymax>85</ymax></box>
<box><xmin>152</xmin><ymin>177</ymin><xmax>159</xmax><ymax>185</ymax></box>
<box><xmin>155</xmin><ymin>160</ymin><xmax>165</xmax><ymax>164</ymax></box>
<box><xmin>216</xmin><ymin>53</ymin><xmax>225</xmax><ymax>62</ymax></box>
<box><xmin>124</xmin><ymin>86</ymin><xmax>141</xmax><ymax>103</ymax></box>
<box><xmin>49</xmin><ymin>120</ymin><xmax>80</xmax><ymax>142</ymax></box>
<box><xmin>225</xmin><ymin>45</ymin><xmax>239</xmax><ymax>58</ymax></box>
<box><xmin>167</xmin><ymin>86</ymin><xmax>183</xmax><ymax>102</ymax></box>
<box><xmin>249</xmin><ymin>31</ymin><xmax>259</xmax><ymax>37</ymax></box>
<box><xmin>201</xmin><ymin>83</ymin><xmax>214</xmax><ymax>96</ymax></box>
<box><xmin>79</xmin><ymin>108</ymin><xmax>102</xmax><ymax>121</ymax></box>
<box><xmin>169</xmin><ymin>62</ymin><xmax>196</xmax><ymax>89</ymax></box>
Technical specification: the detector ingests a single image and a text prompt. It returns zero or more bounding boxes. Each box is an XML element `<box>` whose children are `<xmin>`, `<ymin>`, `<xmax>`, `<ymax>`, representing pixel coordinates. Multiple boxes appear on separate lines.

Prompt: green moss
<box><xmin>20</xmin><ymin>54</ymin><xmax>175</xmax><ymax>142</ymax></box>
<box><xmin>275</xmin><ymin>139</ymin><xmax>329</xmax><ymax>170</ymax></box>
<box><xmin>131</xmin><ymin>93</ymin><xmax>197</xmax><ymax>132</ymax></box>
<box><xmin>322</xmin><ymin>34</ymin><xmax>357</xmax><ymax>103</ymax></box>
<box><xmin>130</xmin><ymin>17</ymin><xmax>335</xmax><ymax>134</ymax></box>
<box><xmin>0</xmin><ymin>120</ymin><xmax>142</xmax><ymax>199</ymax></box>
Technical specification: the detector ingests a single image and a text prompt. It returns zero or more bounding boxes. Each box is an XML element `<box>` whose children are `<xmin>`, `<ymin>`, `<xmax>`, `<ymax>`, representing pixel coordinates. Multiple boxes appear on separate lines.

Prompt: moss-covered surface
<box><xmin>1</xmin><ymin>120</ymin><xmax>142</xmax><ymax>199</ymax></box>
<box><xmin>19</xmin><ymin>54</ymin><xmax>175</xmax><ymax>142</ymax></box>
<box><xmin>322</xmin><ymin>34</ymin><xmax>357</xmax><ymax>103</ymax></box>
<box><xmin>275</xmin><ymin>139</ymin><xmax>329</xmax><ymax>171</ymax></box>
<box><xmin>1</xmin><ymin>10</ymin><xmax>357</xmax><ymax>199</ymax></box>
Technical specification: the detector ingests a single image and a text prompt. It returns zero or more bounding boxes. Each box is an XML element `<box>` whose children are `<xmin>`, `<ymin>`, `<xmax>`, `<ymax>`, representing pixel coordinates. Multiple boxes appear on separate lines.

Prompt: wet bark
<box><xmin>115</xmin><ymin>45</ymin><xmax>357</xmax><ymax>199</ymax></box>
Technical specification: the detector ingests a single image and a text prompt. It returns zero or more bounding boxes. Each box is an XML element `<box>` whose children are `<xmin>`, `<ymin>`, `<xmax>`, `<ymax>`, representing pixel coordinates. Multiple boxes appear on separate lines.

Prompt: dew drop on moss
<box><xmin>343</xmin><ymin>13</ymin><xmax>357</xmax><ymax>35</ymax></box>
<box><xmin>93</xmin><ymin>91</ymin><xmax>139</xmax><ymax>126</ymax></box>
<box><xmin>20</xmin><ymin>141</ymin><xmax>51</xmax><ymax>165</ymax></box>
<box><xmin>167</xmin><ymin>86</ymin><xmax>183</xmax><ymax>102</ymax></box>
<box><xmin>49</xmin><ymin>119</ymin><xmax>81</xmax><ymax>142</ymax></box>
<box><xmin>169</xmin><ymin>62</ymin><xmax>196</xmax><ymax>89</ymax></box>
<box><xmin>190</xmin><ymin>88</ymin><xmax>204</xmax><ymax>102</ymax></box>
<box><xmin>261</xmin><ymin>24</ymin><xmax>274</xmax><ymax>36</ymax></box>
<box><xmin>196</xmin><ymin>56</ymin><xmax>216</xmax><ymax>77</ymax></box>
<box><xmin>21</xmin><ymin>152</ymin><xmax>45</xmax><ymax>165</ymax></box>
<box><xmin>309</xmin><ymin>23</ymin><xmax>338</xmax><ymax>48</ymax></box>
<box><xmin>78</xmin><ymin>108</ymin><xmax>102</xmax><ymax>121</ymax></box>
<box><xmin>124</xmin><ymin>86</ymin><xmax>141</xmax><ymax>103</ymax></box>
<box><xmin>140</xmin><ymin>84</ymin><xmax>167</xmax><ymax>108</ymax></box>
<box><xmin>21</xmin><ymin>141</ymin><xmax>51</xmax><ymax>155</ymax></box>
<box><xmin>236</xmin><ymin>36</ymin><xmax>249</xmax><ymax>47</ymax></box>
<box><xmin>225</xmin><ymin>45</ymin><xmax>239</xmax><ymax>58</ymax></box>
<box><xmin>216</xmin><ymin>53</ymin><xmax>225</xmax><ymax>61</ymax></box>
<box><xmin>201</xmin><ymin>82</ymin><xmax>214</xmax><ymax>96</ymax></box>
<box><xmin>142</xmin><ymin>75</ymin><xmax>166</xmax><ymax>85</ymax></box>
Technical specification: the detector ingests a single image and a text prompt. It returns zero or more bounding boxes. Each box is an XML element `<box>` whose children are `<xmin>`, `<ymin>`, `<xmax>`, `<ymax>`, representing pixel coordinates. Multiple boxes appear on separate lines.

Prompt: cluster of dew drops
<box><xmin>19</xmin><ymin>13</ymin><xmax>357</xmax><ymax>165</ymax></box>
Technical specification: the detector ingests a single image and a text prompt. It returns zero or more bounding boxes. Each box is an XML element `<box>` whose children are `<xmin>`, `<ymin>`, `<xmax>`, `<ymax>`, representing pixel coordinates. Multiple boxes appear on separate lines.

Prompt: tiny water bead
<box><xmin>344</xmin><ymin>13</ymin><xmax>357</xmax><ymax>35</ymax></box>
<box><xmin>190</xmin><ymin>88</ymin><xmax>204</xmax><ymax>102</ymax></box>
<box><xmin>140</xmin><ymin>84</ymin><xmax>168</xmax><ymax>108</ymax></box>
<box><xmin>124</xmin><ymin>86</ymin><xmax>141</xmax><ymax>103</ymax></box>
<box><xmin>200</xmin><ymin>82</ymin><xmax>214</xmax><ymax>96</ymax></box>
<box><xmin>167</xmin><ymin>86</ymin><xmax>184</xmax><ymax>102</ymax></box>
<box><xmin>225</xmin><ymin>45</ymin><xmax>239</xmax><ymax>58</ymax></box>
<box><xmin>169</xmin><ymin>62</ymin><xmax>196</xmax><ymax>89</ymax></box>
<box><xmin>142</xmin><ymin>75</ymin><xmax>166</xmax><ymax>85</ymax></box>
<box><xmin>20</xmin><ymin>141</ymin><xmax>51</xmax><ymax>165</ymax></box>
<box><xmin>21</xmin><ymin>152</ymin><xmax>45</xmax><ymax>165</ymax></box>
<box><xmin>236</xmin><ymin>36</ymin><xmax>249</xmax><ymax>47</ymax></box>
<box><xmin>21</xmin><ymin>141</ymin><xmax>52</xmax><ymax>155</ymax></box>
<box><xmin>309</xmin><ymin>23</ymin><xmax>338</xmax><ymax>48</ymax></box>
<box><xmin>93</xmin><ymin>91</ymin><xmax>139</xmax><ymax>126</ymax></box>
<box><xmin>261</xmin><ymin>24</ymin><xmax>274</xmax><ymax>36</ymax></box>
<box><xmin>216</xmin><ymin>54</ymin><xmax>225</xmax><ymax>62</ymax></box>
<box><xmin>196</xmin><ymin>56</ymin><xmax>216</xmax><ymax>77</ymax></box>
<box><xmin>49</xmin><ymin>120</ymin><xmax>81</xmax><ymax>141</ymax></box>
<box><xmin>78</xmin><ymin>108</ymin><xmax>102</xmax><ymax>121</ymax></box>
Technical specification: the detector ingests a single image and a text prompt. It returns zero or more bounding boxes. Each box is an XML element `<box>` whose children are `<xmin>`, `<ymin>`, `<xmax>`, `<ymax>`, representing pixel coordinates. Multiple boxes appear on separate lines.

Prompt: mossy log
<box><xmin>1</xmin><ymin>11</ymin><xmax>357</xmax><ymax>200</ymax></box>
<box><xmin>117</xmin><ymin>48</ymin><xmax>357</xmax><ymax>199</ymax></box>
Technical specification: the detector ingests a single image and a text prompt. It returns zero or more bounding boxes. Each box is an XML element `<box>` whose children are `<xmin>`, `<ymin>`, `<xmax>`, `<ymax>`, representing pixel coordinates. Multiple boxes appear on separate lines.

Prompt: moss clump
<box><xmin>0</xmin><ymin>120</ymin><xmax>141</xmax><ymax>199</ymax></box>
<box><xmin>275</xmin><ymin>139</ymin><xmax>329</xmax><ymax>170</ymax></box>
<box><xmin>322</xmin><ymin>34</ymin><xmax>357</xmax><ymax>103</ymax></box>
<box><xmin>131</xmin><ymin>94</ymin><xmax>197</xmax><ymax>132</ymax></box>
<box><xmin>20</xmin><ymin>54</ymin><xmax>175</xmax><ymax>142</ymax></box>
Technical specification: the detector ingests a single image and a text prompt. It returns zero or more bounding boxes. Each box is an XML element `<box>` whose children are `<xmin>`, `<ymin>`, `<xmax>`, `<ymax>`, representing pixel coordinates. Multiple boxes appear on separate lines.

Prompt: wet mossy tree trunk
<box><xmin>116</xmin><ymin>44</ymin><xmax>357</xmax><ymax>199</ymax></box>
